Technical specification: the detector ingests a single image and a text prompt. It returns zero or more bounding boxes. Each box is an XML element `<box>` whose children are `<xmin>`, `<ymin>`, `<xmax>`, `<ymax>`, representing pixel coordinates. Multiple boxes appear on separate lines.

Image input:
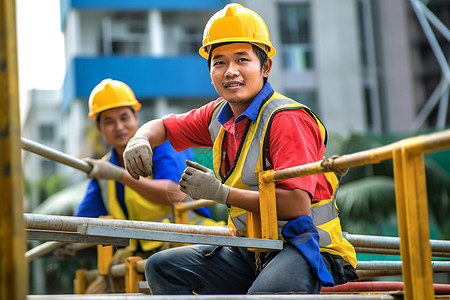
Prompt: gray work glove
<box><xmin>179</xmin><ymin>160</ymin><xmax>230</xmax><ymax>204</ymax></box>
<box><xmin>83</xmin><ymin>158</ymin><xmax>124</xmax><ymax>181</ymax></box>
<box><xmin>123</xmin><ymin>136</ymin><xmax>153</xmax><ymax>180</ymax></box>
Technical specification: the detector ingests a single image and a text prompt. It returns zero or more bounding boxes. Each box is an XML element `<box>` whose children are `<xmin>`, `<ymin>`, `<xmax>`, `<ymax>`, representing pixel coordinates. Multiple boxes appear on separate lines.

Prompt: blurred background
<box><xmin>16</xmin><ymin>0</ymin><xmax>450</xmax><ymax>294</ymax></box>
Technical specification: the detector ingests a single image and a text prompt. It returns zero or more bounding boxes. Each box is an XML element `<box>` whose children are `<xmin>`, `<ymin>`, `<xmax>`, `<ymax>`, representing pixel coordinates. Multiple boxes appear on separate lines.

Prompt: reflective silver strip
<box><xmin>98</xmin><ymin>179</ymin><xmax>109</xmax><ymax>210</ymax></box>
<box><xmin>310</xmin><ymin>199</ymin><xmax>337</xmax><ymax>226</ymax></box>
<box><xmin>241</xmin><ymin>98</ymin><xmax>298</xmax><ymax>190</ymax></box>
<box><xmin>209</xmin><ymin>102</ymin><xmax>226</xmax><ymax>142</ymax></box>
<box><xmin>310</xmin><ymin>199</ymin><xmax>337</xmax><ymax>246</ymax></box>
<box><xmin>231</xmin><ymin>214</ymin><xmax>247</xmax><ymax>232</ymax></box>
<box><xmin>231</xmin><ymin>214</ymin><xmax>287</xmax><ymax>235</ymax></box>
<box><xmin>317</xmin><ymin>228</ymin><xmax>332</xmax><ymax>246</ymax></box>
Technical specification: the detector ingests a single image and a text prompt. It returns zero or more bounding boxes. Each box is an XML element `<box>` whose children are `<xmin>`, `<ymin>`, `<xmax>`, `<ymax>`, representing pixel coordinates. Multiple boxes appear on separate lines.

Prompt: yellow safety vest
<box><xmin>98</xmin><ymin>154</ymin><xmax>226</xmax><ymax>252</ymax></box>
<box><xmin>208</xmin><ymin>93</ymin><xmax>357</xmax><ymax>268</ymax></box>
<box><xmin>98</xmin><ymin>175</ymin><xmax>173</xmax><ymax>252</ymax></box>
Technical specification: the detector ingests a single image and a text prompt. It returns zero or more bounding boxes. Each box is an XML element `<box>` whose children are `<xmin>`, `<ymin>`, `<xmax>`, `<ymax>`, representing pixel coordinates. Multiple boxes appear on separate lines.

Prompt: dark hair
<box><xmin>96</xmin><ymin>107</ymin><xmax>136</xmax><ymax>122</ymax></box>
<box><xmin>207</xmin><ymin>42</ymin><xmax>269</xmax><ymax>76</ymax></box>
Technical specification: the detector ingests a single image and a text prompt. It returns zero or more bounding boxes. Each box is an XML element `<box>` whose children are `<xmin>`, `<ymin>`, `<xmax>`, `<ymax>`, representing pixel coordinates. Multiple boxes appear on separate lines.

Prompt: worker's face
<box><xmin>209</xmin><ymin>43</ymin><xmax>272</xmax><ymax>113</ymax></box>
<box><xmin>96</xmin><ymin>107</ymin><xmax>138</xmax><ymax>151</ymax></box>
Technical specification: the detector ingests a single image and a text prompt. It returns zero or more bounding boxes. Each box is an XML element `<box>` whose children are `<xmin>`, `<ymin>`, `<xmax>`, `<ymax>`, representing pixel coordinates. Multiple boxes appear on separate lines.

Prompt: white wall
<box><xmin>312</xmin><ymin>0</ymin><xmax>366</xmax><ymax>134</ymax></box>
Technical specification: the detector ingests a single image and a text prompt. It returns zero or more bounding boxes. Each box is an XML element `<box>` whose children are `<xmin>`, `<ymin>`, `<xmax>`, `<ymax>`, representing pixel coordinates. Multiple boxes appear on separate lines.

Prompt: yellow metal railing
<box><xmin>1</xmin><ymin>0</ymin><xmax>27</xmax><ymax>299</ymax></box>
<box><xmin>68</xmin><ymin>130</ymin><xmax>450</xmax><ymax>297</ymax></box>
<box><xmin>249</xmin><ymin>129</ymin><xmax>450</xmax><ymax>300</ymax></box>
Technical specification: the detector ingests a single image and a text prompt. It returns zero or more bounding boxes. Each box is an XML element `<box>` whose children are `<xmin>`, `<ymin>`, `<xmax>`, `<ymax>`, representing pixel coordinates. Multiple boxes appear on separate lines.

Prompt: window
<box><xmin>39</xmin><ymin>124</ymin><xmax>54</xmax><ymax>141</ymax></box>
<box><xmin>41</xmin><ymin>159</ymin><xmax>56</xmax><ymax>175</ymax></box>
<box><xmin>285</xmin><ymin>91</ymin><xmax>317</xmax><ymax>113</ymax></box>
<box><xmin>101</xmin><ymin>12</ymin><xmax>149</xmax><ymax>55</ymax></box>
<box><xmin>177</xmin><ymin>26</ymin><xmax>203</xmax><ymax>54</ymax></box>
<box><xmin>279</xmin><ymin>4</ymin><xmax>313</xmax><ymax>71</ymax></box>
<box><xmin>162</xmin><ymin>11</ymin><xmax>209</xmax><ymax>55</ymax></box>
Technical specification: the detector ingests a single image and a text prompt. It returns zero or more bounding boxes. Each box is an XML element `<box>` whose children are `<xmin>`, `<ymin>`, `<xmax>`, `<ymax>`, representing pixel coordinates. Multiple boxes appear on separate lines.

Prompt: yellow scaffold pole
<box><xmin>0</xmin><ymin>0</ymin><xmax>28</xmax><ymax>299</ymax></box>
<box><xmin>260</xmin><ymin>130</ymin><xmax>450</xmax><ymax>300</ymax></box>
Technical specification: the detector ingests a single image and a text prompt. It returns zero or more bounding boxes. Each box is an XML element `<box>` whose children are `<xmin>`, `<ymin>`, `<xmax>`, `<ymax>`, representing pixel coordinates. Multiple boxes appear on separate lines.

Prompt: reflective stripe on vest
<box><xmin>209</xmin><ymin>92</ymin><xmax>357</xmax><ymax>267</ymax></box>
<box><xmin>97</xmin><ymin>159</ymin><xmax>173</xmax><ymax>252</ymax></box>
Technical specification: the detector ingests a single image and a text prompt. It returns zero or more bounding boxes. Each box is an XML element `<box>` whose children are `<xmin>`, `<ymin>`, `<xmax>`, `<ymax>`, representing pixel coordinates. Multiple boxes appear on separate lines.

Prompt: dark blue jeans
<box><xmin>145</xmin><ymin>244</ymin><xmax>321</xmax><ymax>295</ymax></box>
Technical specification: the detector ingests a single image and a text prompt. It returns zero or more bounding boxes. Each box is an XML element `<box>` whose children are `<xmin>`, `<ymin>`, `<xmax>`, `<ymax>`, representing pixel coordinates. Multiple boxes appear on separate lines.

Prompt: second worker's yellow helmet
<box><xmin>199</xmin><ymin>3</ymin><xmax>276</xmax><ymax>59</ymax></box>
<box><xmin>88</xmin><ymin>79</ymin><xmax>141</xmax><ymax>119</ymax></box>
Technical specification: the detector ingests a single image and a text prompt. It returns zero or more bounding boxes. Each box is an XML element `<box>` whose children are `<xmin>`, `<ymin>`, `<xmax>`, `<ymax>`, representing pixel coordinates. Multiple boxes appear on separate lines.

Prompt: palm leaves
<box><xmin>329</xmin><ymin>132</ymin><xmax>450</xmax><ymax>239</ymax></box>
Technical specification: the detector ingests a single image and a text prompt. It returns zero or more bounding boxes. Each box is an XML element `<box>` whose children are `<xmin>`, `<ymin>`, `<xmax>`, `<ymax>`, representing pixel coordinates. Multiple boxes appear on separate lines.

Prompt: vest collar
<box><xmin>109</xmin><ymin>147</ymin><xmax>121</xmax><ymax>167</ymax></box>
<box><xmin>217</xmin><ymin>81</ymin><xmax>273</xmax><ymax>125</ymax></box>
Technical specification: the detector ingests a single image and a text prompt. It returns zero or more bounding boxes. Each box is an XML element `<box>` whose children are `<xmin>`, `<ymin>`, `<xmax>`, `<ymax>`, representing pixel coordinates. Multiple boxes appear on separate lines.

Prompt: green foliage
<box><xmin>35</xmin><ymin>174</ymin><xmax>70</xmax><ymax>201</ymax></box>
<box><xmin>336</xmin><ymin>176</ymin><xmax>396</xmax><ymax>235</ymax></box>
<box><xmin>331</xmin><ymin>132</ymin><xmax>450</xmax><ymax>239</ymax></box>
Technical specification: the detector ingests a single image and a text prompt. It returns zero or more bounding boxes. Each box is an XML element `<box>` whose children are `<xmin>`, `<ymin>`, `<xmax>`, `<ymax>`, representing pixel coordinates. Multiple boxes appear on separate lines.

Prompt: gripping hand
<box><xmin>179</xmin><ymin>160</ymin><xmax>229</xmax><ymax>204</ymax></box>
<box><xmin>83</xmin><ymin>158</ymin><xmax>124</xmax><ymax>181</ymax></box>
<box><xmin>123</xmin><ymin>136</ymin><xmax>153</xmax><ymax>180</ymax></box>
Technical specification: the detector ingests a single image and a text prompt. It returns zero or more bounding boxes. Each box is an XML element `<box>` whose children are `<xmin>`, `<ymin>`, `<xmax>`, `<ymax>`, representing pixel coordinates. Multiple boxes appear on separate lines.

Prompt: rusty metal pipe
<box><xmin>26</xmin><ymin>241</ymin><xmax>69</xmax><ymax>262</ymax></box>
<box><xmin>25</xmin><ymin>213</ymin><xmax>233</xmax><ymax>236</ymax></box>
<box><xmin>263</xmin><ymin>129</ymin><xmax>450</xmax><ymax>183</ymax></box>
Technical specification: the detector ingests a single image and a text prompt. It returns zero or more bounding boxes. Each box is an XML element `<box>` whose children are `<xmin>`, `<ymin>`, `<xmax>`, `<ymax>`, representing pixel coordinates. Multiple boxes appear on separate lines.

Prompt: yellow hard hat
<box><xmin>199</xmin><ymin>3</ymin><xmax>276</xmax><ymax>59</ymax></box>
<box><xmin>88</xmin><ymin>79</ymin><xmax>141</xmax><ymax>119</ymax></box>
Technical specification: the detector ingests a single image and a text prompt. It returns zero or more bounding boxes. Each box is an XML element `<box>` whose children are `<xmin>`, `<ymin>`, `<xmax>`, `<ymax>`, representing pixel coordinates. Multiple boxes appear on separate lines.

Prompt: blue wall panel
<box><xmin>72</xmin><ymin>56</ymin><xmax>217</xmax><ymax>99</ymax></box>
<box><xmin>70</xmin><ymin>0</ymin><xmax>229</xmax><ymax>10</ymax></box>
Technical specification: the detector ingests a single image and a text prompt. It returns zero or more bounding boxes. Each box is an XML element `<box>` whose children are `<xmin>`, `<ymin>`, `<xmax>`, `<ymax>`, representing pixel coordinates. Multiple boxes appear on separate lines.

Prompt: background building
<box><xmin>58</xmin><ymin>0</ymin><xmax>449</xmax><ymax>158</ymax></box>
<box><xmin>20</xmin><ymin>0</ymin><xmax>449</xmax><ymax>294</ymax></box>
<box><xmin>22</xmin><ymin>0</ymin><xmax>450</xmax><ymax>204</ymax></box>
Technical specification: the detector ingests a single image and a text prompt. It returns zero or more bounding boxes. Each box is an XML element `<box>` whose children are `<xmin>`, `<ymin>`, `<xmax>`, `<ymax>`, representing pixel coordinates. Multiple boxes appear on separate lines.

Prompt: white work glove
<box><xmin>123</xmin><ymin>136</ymin><xmax>153</xmax><ymax>180</ymax></box>
<box><xmin>83</xmin><ymin>158</ymin><xmax>124</xmax><ymax>181</ymax></box>
<box><xmin>179</xmin><ymin>160</ymin><xmax>230</xmax><ymax>204</ymax></box>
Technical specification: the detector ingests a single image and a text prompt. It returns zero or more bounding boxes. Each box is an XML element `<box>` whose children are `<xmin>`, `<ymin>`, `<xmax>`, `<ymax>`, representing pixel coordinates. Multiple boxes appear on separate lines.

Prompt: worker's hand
<box><xmin>123</xmin><ymin>136</ymin><xmax>153</xmax><ymax>180</ymax></box>
<box><xmin>179</xmin><ymin>160</ymin><xmax>230</xmax><ymax>204</ymax></box>
<box><xmin>83</xmin><ymin>158</ymin><xmax>124</xmax><ymax>181</ymax></box>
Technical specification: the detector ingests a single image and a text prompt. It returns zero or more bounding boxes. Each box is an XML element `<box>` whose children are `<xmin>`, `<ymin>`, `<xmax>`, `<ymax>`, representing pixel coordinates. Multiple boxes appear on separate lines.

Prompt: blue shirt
<box><xmin>74</xmin><ymin>141</ymin><xmax>194</xmax><ymax>218</ymax></box>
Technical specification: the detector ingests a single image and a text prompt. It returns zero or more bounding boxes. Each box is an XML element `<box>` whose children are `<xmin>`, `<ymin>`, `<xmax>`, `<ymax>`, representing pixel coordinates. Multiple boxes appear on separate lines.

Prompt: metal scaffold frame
<box><xmin>2</xmin><ymin>0</ymin><xmax>450</xmax><ymax>299</ymax></box>
<box><xmin>20</xmin><ymin>130</ymin><xmax>450</xmax><ymax>300</ymax></box>
<box><xmin>409</xmin><ymin>0</ymin><xmax>450</xmax><ymax>131</ymax></box>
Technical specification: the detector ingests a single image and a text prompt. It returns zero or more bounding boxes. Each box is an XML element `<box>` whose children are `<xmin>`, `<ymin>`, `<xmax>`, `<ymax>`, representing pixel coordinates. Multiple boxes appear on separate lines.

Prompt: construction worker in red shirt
<box><xmin>123</xmin><ymin>4</ymin><xmax>357</xmax><ymax>295</ymax></box>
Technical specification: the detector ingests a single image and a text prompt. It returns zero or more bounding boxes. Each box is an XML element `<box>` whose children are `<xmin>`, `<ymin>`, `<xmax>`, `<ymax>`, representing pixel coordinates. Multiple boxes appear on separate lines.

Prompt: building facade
<box><xmin>56</xmin><ymin>0</ymin><xmax>449</xmax><ymax>165</ymax></box>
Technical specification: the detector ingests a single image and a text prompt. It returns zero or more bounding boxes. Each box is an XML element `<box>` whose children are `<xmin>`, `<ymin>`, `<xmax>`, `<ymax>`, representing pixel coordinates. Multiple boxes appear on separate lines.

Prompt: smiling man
<box><xmin>123</xmin><ymin>4</ymin><xmax>358</xmax><ymax>295</ymax></box>
<box><xmin>75</xmin><ymin>79</ymin><xmax>213</xmax><ymax>257</ymax></box>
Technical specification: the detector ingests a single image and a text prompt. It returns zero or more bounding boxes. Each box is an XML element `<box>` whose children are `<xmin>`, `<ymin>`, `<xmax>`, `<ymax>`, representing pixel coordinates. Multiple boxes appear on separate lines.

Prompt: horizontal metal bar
<box><xmin>354</xmin><ymin>247</ymin><xmax>450</xmax><ymax>258</ymax></box>
<box><xmin>27</xmin><ymin>293</ymin><xmax>399</xmax><ymax>299</ymax></box>
<box><xmin>356</xmin><ymin>269</ymin><xmax>403</xmax><ymax>279</ymax></box>
<box><xmin>27</xmin><ymin>229</ymin><xmax>129</xmax><ymax>246</ymax></box>
<box><xmin>83</xmin><ymin>225</ymin><xmax>283</xmax><ymax>250</ymax></box>
<box><xmin>263</xmin><ymin>130</ymin><xmax>450</xmax><ymax>183</ymax></box>
<box><xmin>356</xmin><ymin>261</ymin><xmax>450</xmax><ymax>272</ymax></box>
<box><xmin>26</xmin><ymin>241</ymin><xmax>69</xmax><ymax>262</ymax></box>
<box><xmin>347</xmin><ymin>233</ymin><xmax>450</xmax><ymax>252</ymax></box>
<box><xmin>25</xmin><ymin>213</ymin><xmax>233</xmax><ymax>236</ymax></box>
<box><xmin>21</xmin><ymin>137</ymin><xmax>91</xmax><ymax>173</ymax></box>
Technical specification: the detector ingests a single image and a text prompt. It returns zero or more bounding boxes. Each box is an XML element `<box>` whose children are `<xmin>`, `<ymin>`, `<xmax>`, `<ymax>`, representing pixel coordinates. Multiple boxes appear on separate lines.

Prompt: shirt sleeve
<box><xmin>152</xmin><ymin>141</ymin><xmax>194</xmax><ymax>182</ymax></box>
<box><xmin>267</xmin><ymin>109</ymin><xmax>329</xmax><ymax>199</ymax></box>
<box><xmin>74</xmin><ymin>179</ymin><xmax>108</xmax><ymax>217</ymax></box>
<box><xmin>162</xmin><ymin>99</ymin><xmax>222</xmax><ymax>151</ymax></box>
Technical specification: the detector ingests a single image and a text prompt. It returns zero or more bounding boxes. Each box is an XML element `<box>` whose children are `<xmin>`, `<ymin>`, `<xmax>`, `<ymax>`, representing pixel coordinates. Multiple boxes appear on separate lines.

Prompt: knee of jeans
<box><xmin>145</xmin><ymin>251</ymin><xmax>164</xmax><ymax>278</ymax></box>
